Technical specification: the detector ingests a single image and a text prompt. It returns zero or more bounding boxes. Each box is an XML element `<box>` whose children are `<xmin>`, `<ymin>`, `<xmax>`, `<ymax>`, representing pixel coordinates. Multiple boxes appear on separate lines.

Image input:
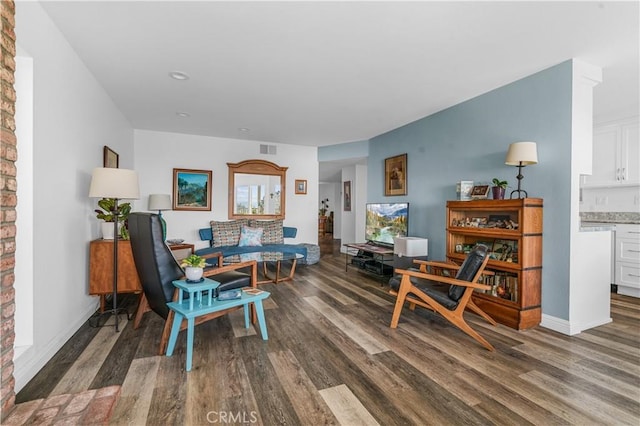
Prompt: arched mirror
<box><xmin>228</xmin><ymin>159</ymin><xmax>288</xmax><ymax>220</ymax></box>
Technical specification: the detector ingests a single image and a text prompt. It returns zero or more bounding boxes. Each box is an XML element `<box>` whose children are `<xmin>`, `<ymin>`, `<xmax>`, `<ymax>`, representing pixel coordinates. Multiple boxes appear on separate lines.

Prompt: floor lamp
<box><xmin>148</xmin><ymin>194</ymin><xmax>171</xmax><ymax>240</ymax></box>
<box><xmin>89</xmin><ymin>167</ymin><xmax>140</xmax><ymax>332</ymax></box>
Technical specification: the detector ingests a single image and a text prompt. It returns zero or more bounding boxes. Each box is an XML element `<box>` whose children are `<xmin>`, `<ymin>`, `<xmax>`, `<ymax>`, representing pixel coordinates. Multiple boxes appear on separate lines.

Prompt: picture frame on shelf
<box><xmin>295</xmin><ymin>179</ymin><xmax>307</xmax><ymax>195</ymax></box>
<box><xmin>492</xmin><ymin>239</ymin><xmax>518</xmax><ymax>262</ymax></box>
<box><xmin>172</xmin><ymin>168</ymin><xmax>212</xmax><ymax>211</ymax></box>
<box><xmin>103</xmin><ymin>146</ymin><xmax>119</xmax><ymax>168</ymax></box>
<box><xmin>384</xmin><ymin>153</ymin><xmax>407</xmax><ymax>196</ymax></box>
<box><xmin>470</xmin><ymin>185</ymin><xmax>490</xmax><ymax>199</ymax></box>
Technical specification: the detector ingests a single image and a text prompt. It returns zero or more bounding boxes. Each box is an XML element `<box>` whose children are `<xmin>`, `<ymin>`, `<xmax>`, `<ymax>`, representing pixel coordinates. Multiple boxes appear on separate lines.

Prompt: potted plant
<box><xmin>319</xmin><ymin>198</ymin><xmax>329</xmax><ymax>216</ymax></box>
<box><xmin>94</xmin><ymin>198</ymin><xmax>131</xmax><ymax>239</ymax></box>
<box><xmin>491</xmin><ymin>178</ymin><xmax>508</xmax><ymax>200</ymax></box>
<box><xmin>181</xmin><ymin>254</ymin><xmax>209</xmax><ymax>282</ymax></box>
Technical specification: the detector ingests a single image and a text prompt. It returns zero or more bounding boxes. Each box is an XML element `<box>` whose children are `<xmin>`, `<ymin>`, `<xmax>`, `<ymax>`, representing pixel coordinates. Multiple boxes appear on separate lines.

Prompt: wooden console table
<box><xmin>89</xmin><ymin>239</ymin><xmax>143</xmax><ymax>312</ymax></box>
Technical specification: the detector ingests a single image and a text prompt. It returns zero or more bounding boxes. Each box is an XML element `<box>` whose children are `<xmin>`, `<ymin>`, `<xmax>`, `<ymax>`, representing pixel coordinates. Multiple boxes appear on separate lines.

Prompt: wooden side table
<box><xmin>89</xmin><ymin>239</ymin><xmax>142</xmax><ymax>312</ymax></box>
<box><xmin>167</xmin><ymin>243</ymin><xmax>195</xmax><ymax>261</ymax></box>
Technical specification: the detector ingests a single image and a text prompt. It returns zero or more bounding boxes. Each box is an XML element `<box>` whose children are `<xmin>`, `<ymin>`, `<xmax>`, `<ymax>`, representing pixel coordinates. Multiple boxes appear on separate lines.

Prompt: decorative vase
<box><xmin>492</xmin><ymin>187</ymin><xmax>506</xmax><ymax>200</ymax></box>
<box><xmin>185</xmin><ymin>267</ymin><xmax>204</xmax><ymax>282</ymax></box>
<box><xmin>101</xmin><ymin>222</ymin><xmax>121</xmax><ymax>240</ymax></box>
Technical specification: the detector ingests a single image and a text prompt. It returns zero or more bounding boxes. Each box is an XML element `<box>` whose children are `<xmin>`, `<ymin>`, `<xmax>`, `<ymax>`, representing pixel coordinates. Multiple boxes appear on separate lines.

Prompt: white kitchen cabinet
<box><xmin>615</xmin><ymin>224</ymin><xmax>640</xmax><ymax>298</ymax></box>
<box><xmin>583</xmin><ymin>117</ymin><xmax>639</xmax><ymax>187</ymax></box>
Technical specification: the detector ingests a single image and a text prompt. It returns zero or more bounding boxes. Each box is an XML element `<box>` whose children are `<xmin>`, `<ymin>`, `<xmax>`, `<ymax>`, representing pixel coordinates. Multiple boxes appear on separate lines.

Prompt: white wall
<box><xmin>133</xmin><ymin>130</ymin><xmax>318</xmax><ymax>248</ymax></box>
<box><xmin>14</xmin><ymin>2</ymin><xmax>134</xmax><ymax>390</ymax></box>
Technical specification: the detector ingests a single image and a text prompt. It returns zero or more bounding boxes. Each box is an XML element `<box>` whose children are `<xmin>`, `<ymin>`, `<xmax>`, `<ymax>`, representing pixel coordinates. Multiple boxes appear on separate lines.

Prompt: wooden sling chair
<box><xmin>128</xmin><ymin>213</ymin><xmax>258</xmax><ymax>355</ymax></box>
<box><xmin>388</xmin><ymin>244</ymin><xmax>497</xmax><ymax>351</ymax></box>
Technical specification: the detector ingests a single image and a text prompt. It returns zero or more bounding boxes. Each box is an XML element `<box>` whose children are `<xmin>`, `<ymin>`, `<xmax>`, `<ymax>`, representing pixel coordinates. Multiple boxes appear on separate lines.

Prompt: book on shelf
<box><xmin>475</xmin><ymin>271</ymin><xmax>518</xmax><ymax>302</ymax></box>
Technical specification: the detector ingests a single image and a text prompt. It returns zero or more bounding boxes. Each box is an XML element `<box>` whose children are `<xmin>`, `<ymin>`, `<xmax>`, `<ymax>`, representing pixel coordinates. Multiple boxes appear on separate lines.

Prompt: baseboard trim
<box><xmin>13</xmin><ymin>301</ymin><xmax>99</xmax><ymax>392</ymax></box>
<box><xmin>540</xmin><ymin>313</ymin><xmax>612</xmax><ymax>336</ymax></box>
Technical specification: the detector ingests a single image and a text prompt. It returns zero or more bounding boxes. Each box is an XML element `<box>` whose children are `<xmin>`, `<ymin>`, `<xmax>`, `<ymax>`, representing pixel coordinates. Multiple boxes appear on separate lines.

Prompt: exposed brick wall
<box><xmin>0</xmin><ymin>0</ymin><xmax>17</xmax><ymax>421</ymax></box>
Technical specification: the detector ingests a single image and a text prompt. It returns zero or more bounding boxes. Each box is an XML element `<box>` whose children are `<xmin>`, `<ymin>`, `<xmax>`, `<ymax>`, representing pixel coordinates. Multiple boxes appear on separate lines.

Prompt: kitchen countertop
<box><xmin>580</xmin><ymin>211</ymin><xmax>640</xmax><ymax>224</ymax></box>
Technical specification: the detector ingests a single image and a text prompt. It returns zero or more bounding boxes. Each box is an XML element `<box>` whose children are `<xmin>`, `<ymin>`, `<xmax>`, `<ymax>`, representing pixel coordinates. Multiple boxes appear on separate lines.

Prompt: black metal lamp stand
<box><xmin>108</xmin><ymin>199</ymin><xmax>130</xmax><ymax>332</ymax></box>
<box><xmin>509</xmin><ymin>162</ymin><xmax>528</xmax><ymax>199</ymax></box>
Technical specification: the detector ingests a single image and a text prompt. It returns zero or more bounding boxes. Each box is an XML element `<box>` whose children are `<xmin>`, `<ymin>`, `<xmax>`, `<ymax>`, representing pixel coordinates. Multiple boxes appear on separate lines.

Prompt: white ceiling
<box><xmin>35</xmin><ymin>1</ymin><xmax>639</xmax><ymax>179</ymax></box>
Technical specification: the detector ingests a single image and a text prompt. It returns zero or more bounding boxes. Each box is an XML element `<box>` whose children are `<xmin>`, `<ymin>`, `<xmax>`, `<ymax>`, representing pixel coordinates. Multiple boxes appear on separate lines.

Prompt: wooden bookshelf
<box><xmin>446</xmin><ymin>198</ymin><xmax>543</xmax><ymax>330</ymax></box>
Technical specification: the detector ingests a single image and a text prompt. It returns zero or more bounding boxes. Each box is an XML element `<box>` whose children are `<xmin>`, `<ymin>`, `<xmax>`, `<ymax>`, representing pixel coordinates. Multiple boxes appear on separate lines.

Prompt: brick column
<box><xmin>0</xmin><ymin>0</ymin><xmax>17</xmax><ymax>421</ymax></box>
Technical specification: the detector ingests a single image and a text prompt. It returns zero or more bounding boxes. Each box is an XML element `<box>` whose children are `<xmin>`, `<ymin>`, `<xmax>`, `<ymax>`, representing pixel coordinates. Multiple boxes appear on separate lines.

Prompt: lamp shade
<box><xmin>89</xmin><ymin>167</ymin><xmax>140</xmax><ymax>199</ymax></box>
<box><xmin>505</xmin><ymin>142</ymin><xmax>538</xmax><ymax>166</ymax></box>
<box><xmin>148</xmin><ymin>194</ymin><xmax>171</xmax><ymax>211</ymax></box>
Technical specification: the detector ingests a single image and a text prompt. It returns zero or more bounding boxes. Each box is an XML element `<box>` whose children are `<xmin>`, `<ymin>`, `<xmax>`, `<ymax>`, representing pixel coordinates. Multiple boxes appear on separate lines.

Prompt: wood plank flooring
<box><xmin>17</xmin><ymin>237</ymin><xmax>640</xmax><ymax>425</ymax></box>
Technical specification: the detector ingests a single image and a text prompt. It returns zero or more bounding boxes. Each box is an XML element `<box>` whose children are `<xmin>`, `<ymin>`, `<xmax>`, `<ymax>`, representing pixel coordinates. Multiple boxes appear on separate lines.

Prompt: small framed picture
<box><xmin>295</xmin><ymin>179</ymin><xmax>307</xmax><ymax>194</ymax></box>
<box><xmin>344</xmin><ymin>180</ymin><xmax>352</xmax><ymax>211</ymax></box>
<box><xmin>173</xmin><ymin>168</ymin><xmax>212</xmax><ymax>211</ymax></box>
<box><xmin>470</xmin><ymin>185</ymin><xmax>490</xmax><ymax>199</ymax></box>
<box><xmin>385</xmin><ymin>153</ymin><xmax>407</xmax><ymax>196</ymax></box>
<box><xmin>103</xmin><ymin>146</ymin><xmax>119</xmax><ymax>168</ymax></box>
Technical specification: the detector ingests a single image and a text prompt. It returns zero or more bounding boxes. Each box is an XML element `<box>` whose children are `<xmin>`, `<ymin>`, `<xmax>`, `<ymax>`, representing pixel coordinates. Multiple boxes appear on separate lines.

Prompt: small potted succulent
<box><xmin>491</xmin><ymin>178</ymin><xmax>508</xmax><ymax>200</ymax></box>
<box><xmin>181</xmin><ymin>254</ymin><xmax>209</xmax><ymax>282</ymax></box>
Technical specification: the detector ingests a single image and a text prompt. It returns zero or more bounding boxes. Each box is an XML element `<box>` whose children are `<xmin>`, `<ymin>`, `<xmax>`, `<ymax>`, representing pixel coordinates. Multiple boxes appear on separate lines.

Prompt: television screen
<box><xmin>365</xmin><ymin>203</ymin><xmax>409</xmax><ymax>246</ymax></box>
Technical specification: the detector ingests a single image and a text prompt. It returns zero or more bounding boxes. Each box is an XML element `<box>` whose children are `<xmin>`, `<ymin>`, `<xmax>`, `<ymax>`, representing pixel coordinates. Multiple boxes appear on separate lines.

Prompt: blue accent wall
<box><xmin>368</xmin><ymin>60</ymin><xmax>573</xmax><ymax>319</ymax></box>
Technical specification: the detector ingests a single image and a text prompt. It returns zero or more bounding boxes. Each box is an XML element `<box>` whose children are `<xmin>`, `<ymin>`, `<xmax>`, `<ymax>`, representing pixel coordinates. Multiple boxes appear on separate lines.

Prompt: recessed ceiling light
<box><xmin>169</xmin><ymin>71</ymin><xmax>190</xmax><ymax>81</ymax></box>
<box><xmin>176</xmin><ymin>112</ymin><xmax>190</xmax><ymax>118</ymax></box>
<box><xmin>239</xmin><ymin>128</ymin><xmax>250</xmax><ymax>132</ymax></box>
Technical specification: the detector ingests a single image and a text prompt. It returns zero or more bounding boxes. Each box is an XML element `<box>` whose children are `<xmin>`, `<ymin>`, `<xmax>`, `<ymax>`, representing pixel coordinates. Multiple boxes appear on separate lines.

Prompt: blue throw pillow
<box><xmin>238</xmin><ymin>226</ymin><xmax>263</xmax><ymax>247</ymax></box>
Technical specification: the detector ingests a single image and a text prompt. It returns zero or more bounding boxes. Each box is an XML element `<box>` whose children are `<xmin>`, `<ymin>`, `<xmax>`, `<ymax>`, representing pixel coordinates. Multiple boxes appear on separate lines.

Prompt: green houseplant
<box><xmin>491</xmin><ymin>178</ymin><xmax>508</xmax><ymax>200</ymax></box>
<box><xmin>181</xmin><ymin>254</ymin><xmax>209</xmax><ymax>281</ymax></box>
<box><xmin>94</xmin><ymin>198</ymin><xmax>132</xmax><ymax>239</ymax></box>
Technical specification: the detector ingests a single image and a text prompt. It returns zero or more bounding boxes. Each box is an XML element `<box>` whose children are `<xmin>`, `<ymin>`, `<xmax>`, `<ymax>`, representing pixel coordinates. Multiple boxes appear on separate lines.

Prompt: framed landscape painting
<box><xmin>173</xmin><ymin>168</ymin><xmax>212</xmax><ymax>211</ymax></box>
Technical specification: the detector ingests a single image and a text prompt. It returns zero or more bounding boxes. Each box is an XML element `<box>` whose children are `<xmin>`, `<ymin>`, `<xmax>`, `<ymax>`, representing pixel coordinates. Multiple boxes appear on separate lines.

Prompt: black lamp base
<box><xmin>509</xmin><ymin>163</ymin><xmax>528</xmax><ymax>199</ymax></box>
<box><xmin>89</xmin><ymin>306</ymin><xmax>131</xmax><ymax>329</ymax></box>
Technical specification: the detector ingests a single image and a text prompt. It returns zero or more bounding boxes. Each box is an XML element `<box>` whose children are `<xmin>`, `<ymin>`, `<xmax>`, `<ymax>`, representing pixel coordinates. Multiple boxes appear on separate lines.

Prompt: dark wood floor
<box><xmin>18</xmin><ymin>236</ymin><xmax>640</xmax><ymax>425</ymax></box>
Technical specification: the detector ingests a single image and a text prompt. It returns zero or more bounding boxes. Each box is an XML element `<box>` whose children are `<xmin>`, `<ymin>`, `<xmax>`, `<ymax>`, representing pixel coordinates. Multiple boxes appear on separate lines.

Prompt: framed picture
<box><xmin>103</xmin><ymin>146</ymin><xmax>119</xmax><ymax>168</ymax></box>
<box><xmin>470</xmin><ymin>185</ymin><xmax>490</xmax><ymax>199</ymax></box>
<box><xmin>172</xmin><ymin>168</ymin><xmax>212</xmax><ymax>211</ymax></box>
<box><xmin>492</xmin><ymin>239</ymin><xmax>518</xmax><ymax>262</ymax></box>
<box><xmin>295</xmin><ymin>179</ymin><xmax>307</xmax><ymax>194</ymax></box>
<box><xmin>344</xmin><ymin>180</ymin><xmax>352</xmax><ymax>211</ymax></box>
<box><xmin>385</xmin><ymin>153</ymin><xmax>407</xmax><ymax>196</ymax></box>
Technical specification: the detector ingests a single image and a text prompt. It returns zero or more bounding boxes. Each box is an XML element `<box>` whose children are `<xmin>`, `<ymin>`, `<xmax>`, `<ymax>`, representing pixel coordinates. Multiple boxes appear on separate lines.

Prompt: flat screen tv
<box><xmin>365</xmin><ymin>203</ymin><xmax>409</xmax><ymax>246</ymax></box>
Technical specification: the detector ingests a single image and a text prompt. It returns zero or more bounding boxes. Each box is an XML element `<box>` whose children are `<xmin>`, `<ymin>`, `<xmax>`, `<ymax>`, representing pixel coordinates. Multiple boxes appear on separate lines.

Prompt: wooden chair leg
<box><xmin>159</xmin><ymin>310</ymin><xmax>175</xmax><ymax>355</ymax></box>
<box><xmin>453</xmin><ymin>317</ymin><xmax>495</xmax><ymax>351</ymax></box>
<box><xmin>390</xmin><ymin>279</ymin><xmax>410</xmax><ymax>328</ymax></box>
<box><xmin>133</xmin><ymin>293</ymin><xmax>149</xmax><ymax>329</ymax></box>
<box><xmin>466</xmin><ymin>300</ymin><xmax>497</xmax><ymax>326</ymax></box>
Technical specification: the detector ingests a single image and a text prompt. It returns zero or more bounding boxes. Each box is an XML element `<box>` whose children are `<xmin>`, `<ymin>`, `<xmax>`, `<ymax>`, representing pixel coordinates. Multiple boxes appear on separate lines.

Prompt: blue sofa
<box><xmin>194</xmin><ymin>226</ymin><xmax>307</xmax><ymax>266</ymax></box>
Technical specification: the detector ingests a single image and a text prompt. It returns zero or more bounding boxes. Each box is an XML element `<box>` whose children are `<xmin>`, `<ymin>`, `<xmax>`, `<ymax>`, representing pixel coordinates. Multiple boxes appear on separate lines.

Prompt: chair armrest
<box><xmin>394</xmin><ymin>267</ymin><xmax>492</xmax><ymax>292</ymax></box>
<box><xmin>412</xmin><ymin>259</ymin><xmax>495</xmax><ymax>277</ymax></box>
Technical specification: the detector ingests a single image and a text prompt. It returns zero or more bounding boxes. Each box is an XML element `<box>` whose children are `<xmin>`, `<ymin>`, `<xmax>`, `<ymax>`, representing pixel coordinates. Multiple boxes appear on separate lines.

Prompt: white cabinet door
<box><xmin>621</xmin><ymin>122</ymin><xmax>639</xmax><ymax>184</ymax></box>
<box><xmin>584</xmin><ymin>124</ymin><xmax>620</xmax><ymax>186</ymax></box>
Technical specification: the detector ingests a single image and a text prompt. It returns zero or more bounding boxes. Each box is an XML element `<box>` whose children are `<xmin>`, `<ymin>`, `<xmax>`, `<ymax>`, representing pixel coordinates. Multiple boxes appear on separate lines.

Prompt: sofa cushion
<box><xmin>210</xmin><ymin>219</ymin><xmax>248</xmax><ymax>247</ymax></box>
<box><xmin>238</xmin><ymin>225</ymin><xmax>263</xmax><ymax>247</ymax></box>
<box><xmin>249</xmin><ymin>219</ymin><xmax>284</xmax><ymax>244</ymax></box>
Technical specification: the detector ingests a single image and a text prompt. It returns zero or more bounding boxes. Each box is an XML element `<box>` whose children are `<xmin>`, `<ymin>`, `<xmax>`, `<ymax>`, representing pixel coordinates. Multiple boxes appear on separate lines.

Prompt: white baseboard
<box><xmin>13</xmin><ymin>301</ymin><xmax>99</xmax><ymax>392</ymax></box>
<box><xmin>540</xmin><ymin>313</ymin><xmax>612</xmax><ymax>336</ymax></box>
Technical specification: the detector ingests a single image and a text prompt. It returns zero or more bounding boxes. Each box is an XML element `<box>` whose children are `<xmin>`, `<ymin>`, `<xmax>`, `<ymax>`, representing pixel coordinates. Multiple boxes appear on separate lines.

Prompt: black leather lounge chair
<box><xmin>128</xmin><ymin>212</ymin><xmax>257</xmax><ymax>354</ymax></box>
